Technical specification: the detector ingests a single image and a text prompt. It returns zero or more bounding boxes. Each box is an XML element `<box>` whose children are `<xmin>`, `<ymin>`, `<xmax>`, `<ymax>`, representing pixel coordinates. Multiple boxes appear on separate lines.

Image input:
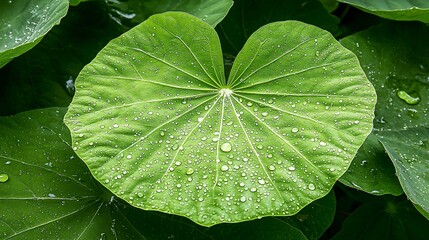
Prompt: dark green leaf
<box><xmin>332</xmin><ymin>198</ymin><xmax>429</xmax><ymax>240</ymax></box>
<box><xmin>341</xmin><ymin>21</ymin><xmax>429</xmax><ymax>212</ymax></box>
<box><xmin>378</xmin><ymin>127</ymin><xmax>429</xmax><ymax>213</ymax></box>
<box><xmin>340</xmin><ymin>133</ymin><xmax>403</xmax><ymax>196</ymax></box>
<box><xmin>0</xmin><ymin>1</ymin><xmax>123</xmax><ymax>116</ymax></box>
<box><xmin>65</xmin><ymin>12</ymin><xmax>376</xmax><ymax>226</ymax></box>
<box><xmin>280</xmin><ymin>190</ymin><xmax>336</xmax><ymax>240</ymax></box>
<box><xmin>216</xmin><ymin>0</ymin><xmax>340</xmax><ymax>56</ymax></box>
<box><xmin>107</xmin><ymin>0</ymin><xmax>233</xmax><ymax>28</ymax></box>
<box><xmin>0</xmin><ymin>0</ymin><xmax>69</xmax><ymax>68</ymax></box>
<box><xmin>339</xmin><ymin>0</ymin><xmax>429</xmax><ymax>23</ymax></box>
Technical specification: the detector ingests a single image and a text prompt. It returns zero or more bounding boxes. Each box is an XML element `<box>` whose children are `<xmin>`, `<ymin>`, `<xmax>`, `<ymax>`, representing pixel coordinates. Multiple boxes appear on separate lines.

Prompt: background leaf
<box><xmin>65</xmin><ymin>12</ymin><xmax>375</xmax><ymax>226</ymax></box>
<box><xmin>331</xmin><ymin>198</ymin><xmax>429</xmax><ymax>240</ymax></box>
<box><xmin>215</xmin><ymin>0</ymin><xmax>340</xmax><ymax>56</ymax></box>
<box><xmin>0</xmin><ymin>1</ymin><xmax>123</xmax><ymax>116</ymax></box>
<box><xmin>341</xmin><ymin>21</ymin><xmax>429</xmax><ymax>213</ymax></box>
<box><xmin>0</xmin><ymin>0</ymin><xmax>69</xmax><ymax>68</ymax></box>
<box><xmin>340</xmin><ymin>133</ymin><xmax>403</xmax><ymax>196</ymax></box>
<box><xmin>106</xmin><ymin>0</ymin><xmax>233</xmax><ymax>28</ymax></box>
<box><xmin>338</xmin><ymin>0</ymin><xmax>429</xmax><ymax>23</ymax></box>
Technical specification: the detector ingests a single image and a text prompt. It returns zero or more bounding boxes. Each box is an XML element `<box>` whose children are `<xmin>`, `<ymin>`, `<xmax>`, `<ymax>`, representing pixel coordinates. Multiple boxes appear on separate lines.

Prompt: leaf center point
<box><xmin>219</xmin><ymin>88</ymin><xmax>233</xmax><ymax>97</ymax></box>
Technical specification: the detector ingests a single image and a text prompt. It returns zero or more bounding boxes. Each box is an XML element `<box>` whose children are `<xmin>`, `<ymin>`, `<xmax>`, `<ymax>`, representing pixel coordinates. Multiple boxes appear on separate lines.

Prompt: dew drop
<box><xmin>126</xmin><ymin>154</ymin><xmax>132</xmax><ymax>159</ymax></box>
<box><xmin>262</xmin><ymin>112</ymin><xmax>269</xmax><ymax>117</ymax></box>
<box><xmin>319</xmin><ymin>141</ymin><xmax>327</xmax><ymax>146</ymax></box>
<box><xmin>137</xmin><ymin>192</ymin><xmax>144</xmax><ymax>198</ymax></box>
<box><xmin>291</xmin><ymin>127</ymin><xmax>299</xmax><ymax>133</ymax></box>
<box><xmin>198</xmin><ymin>117</ymin><xmax>204</xmax><ymax>123</ymax></box>
<box><xmin>258</xmin><ymin>179</ymin><xmax>265</xmax><ymax>185</ymax></box>
<box><xmin>257</xmin><ymin>144</ymin><xmax>263</xmax><ymax>150</ymax></box>
<box><xmin>221</xmin><ymin>142</ymin><xmax>232</xmax><ymax>152</ymax></box>
<box><xmin>113</xmin><ymin>124</ymin><xmax>119</xmax><ymax>128</ymax></box>
<box><xmin>175</xmin><ymin>161</ymin><xmax>181</xmax><ymax>166</ymax></box>
<box><xmin>288</xmin><ymin>166</ymin><xmax>296</xmax><ymax>171</ymax></box>
<box><xmin>221</xmin><ymin>165</ymin><xmax>229</xmax><ymax>171</ymax></box>
<box><xmin>186</xmin><ymin>168</ymin><xmax>194</xmax><ymax>175</ymax></box>
<box><xmin>246</xmin><ymin>101</ymin><xmax>253</xmax><ymax>107</ymax></box>
<box><xmin>308</xmin><ymin>183</ymin><xmax>316</xmax><ymax>191</ymax></box>
<box><xmin>0</xmin><ymin>173</ymin><xmax>9</xmax><ymax>183</ymax></box>
<box><xmin>240</xmin><ymin>196</ymin><xmax>246</xmax><ymax>202</ymax></box>
<box><xmin>269</xmin><ymin>165</ymin><xmax>276</xmax><ymax>171</ymax></box>
<box><xmin>250</xmin><ymin>187</ymin><xmax>257</xmax><ymax>192</ymax></box>
<box><xmin>160</xmin><ymin>131</ymin><xmax>165</xmax><ymax>136</ymax></box>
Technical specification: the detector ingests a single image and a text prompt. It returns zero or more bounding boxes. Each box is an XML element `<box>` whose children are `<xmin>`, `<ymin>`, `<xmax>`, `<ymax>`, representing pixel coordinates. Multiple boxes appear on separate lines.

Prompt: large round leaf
<box><xmin>0</xmin><ymin>0</ymin><xmax>69</xmax><ymax>68</ymax></box>
<box><xmin>65</xmin><ymin>12</ymin><xmax>376</xmax><ymax>226</ymax></box>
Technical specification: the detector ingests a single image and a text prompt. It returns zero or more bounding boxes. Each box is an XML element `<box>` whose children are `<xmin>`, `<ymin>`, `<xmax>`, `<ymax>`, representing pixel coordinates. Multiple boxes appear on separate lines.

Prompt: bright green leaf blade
<box><xmin>0</xmin><ymin>108</ymin><xmax>217</xmax><ymax>239</ymax></box>
<box><xmin>341</xmin><ymin>21</ymin><xmax>429</xmax><ymax>213</ymax></box>
<box><xmin>107</xmin><ymin>0</ymin><xmax>233</xmax><ymax>28</ymax></box>
<box><xmin>332</xmin><ymin>199</ymin><xmax>429</xmax><ymax>240</ymax></box>
<box><xmin>0</xmin><ymin>0</ymin><xmax>69</xmax><ymax>68</ymax></box>
<box><xmin>65</xmin><ymin>12</ymin><xmax>376</xmax><ymax>226</ymax></box>
<box><xmin>414</xmin><ymin>204</ymin><xmax>429</xmax><ymax>221</ymax></box>
<box><xmin>216</xmin><ymin>0</ymin><xmax>340</xmax><ymax>56</ymax></box>
<box><xmin>378</xmin><ymin>127</ymin><xmax>429</xmax><ymax>213</ymax></box>
<box><xmin>340</xmin><ymin>133</ymin><xmax>403</xmax><ymax>196</ymax></box>
<box><xmin>339</xmin><ymin>0</ymin><xmax>429</xmax><ymax>23</ymax></box>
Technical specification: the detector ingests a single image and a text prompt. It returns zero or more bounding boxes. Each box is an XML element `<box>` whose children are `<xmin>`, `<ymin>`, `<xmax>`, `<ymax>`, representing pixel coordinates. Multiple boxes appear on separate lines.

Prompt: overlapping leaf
<box><xmin>0</xmin><ymin>0</ymin><xmax>68</xmax><ymax>68</ymax></box>
<box><xmin>341</xmin><ymin>22</ymin><xmax>429</xmax><ymax>213</ymax></box>
<box><xmin>65</xmin><ymin>12</ymin><xmax>376</xmax><ymax>226</ymax></box>
<box><xmin>339</xmin><ymin>0</ymin><xmax>429</xmax><ymax>23</ymax></box>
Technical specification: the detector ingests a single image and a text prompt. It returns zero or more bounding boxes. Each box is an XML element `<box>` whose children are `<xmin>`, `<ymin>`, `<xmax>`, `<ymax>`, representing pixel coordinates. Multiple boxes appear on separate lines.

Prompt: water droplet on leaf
<box><xmin>0</xmin><ymin>173</ymin><xmax>9</xmax><ymax>183</ymax></box>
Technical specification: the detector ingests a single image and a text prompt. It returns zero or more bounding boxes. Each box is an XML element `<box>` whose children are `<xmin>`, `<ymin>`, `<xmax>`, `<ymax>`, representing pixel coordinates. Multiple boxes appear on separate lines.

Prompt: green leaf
<box><xmin>332</xmin><ymin>198</ymin><xmax>429</xmax><ymax>240</ymax></box>
<box><xmin>0</xmin><ymin>0</ymin><xmax>69</xmax><ymax>68</ymax></box>
<box><xmin>216</xmin><ymin>0</ymin><xmax>340</xmax><ymax>56</ymax></box>
<box><xmin>281</xmin><ymin>190</ymin><xmax>336</xmax><ymax>240</ymax></box>
<box><xmin>338</xmin><ymin>0</ymin><xmax>429</xmax><ymax>23</ymax></box>
<box><xmin>341</xmin><ymin>21</ymin><xmax>429</xmax><ymax>213</ymax></box>
<box><xmin>0</xmin><ymin>1</ymin><xmax>123</xmax><ymax>116</ymax></box>
<box><xmin>65</xmin><ymin>12</ymin><xmax>376</xmax><ymax>226</ymax></box>
<box><xmin>340</xmin><ymin>133</ymin><xmax>403</xmax><ymax>196</ymax></box>
<box><xmin>378</xmin><ymin>127</ymin><xmax>429</xmax><ymax>213</ymax></box>
<box><xmin>208</xmin><ymin>218</ymin><xmax>308</xmax><ymax>240</ymax></box>
<box><xmin>107</xmin><ymin>0</ymin><xmax>233</xmax><ymax>28</ymax></box>
<box><xmin>0</xmin><ymin>108</ymin><xmax>215</xmax><ymax>239</ymax></box>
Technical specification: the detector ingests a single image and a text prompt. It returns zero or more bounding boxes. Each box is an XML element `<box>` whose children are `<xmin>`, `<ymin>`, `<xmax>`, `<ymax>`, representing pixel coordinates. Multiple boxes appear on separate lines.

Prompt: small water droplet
<box><xmin>221</xmin><ymin>165</ymin><xmax>229</xmax><ymax>171</ymax></box>
<box><xmin>240</xmin><ymin>196</ymin><xmax>246</xmax><ymax>202</ymax></box>
<box><xmin>126</xmin><ymin>154</ymin><xmax>132</xmax><ymax>159</ymax></box>
<box><xmin>160</xmin><ymin>131</ymin><xmax>165</xmax><ymax>136</ymax></box>
<box><xmin>246</xmin><ymin>101</ymin><xmax>253</xmax><ymax>107</ymax></box>
<box><xmin>0</xmin><ymin>174</ymin><xmax>9</xmax><ymax>183</ymax></box>
<box><xmin>319</xmin><ymin>141</ymin><xmax>327</xmax><ymax>146</ymax></box>
<box><xmin>291</xmin><ymin>127</ymin><xmax>299</xmax><ymax>133</ymax></box>
<box><xmin>48</xmin><ymin>193</ymin><xmax>56</xmax><ymax>198</ymax></box>
<box><xmin>257</xmin><ymin>144</ymin><xmax>263</xmax><ymax>150</ymax></box>
<box><xmin>288</xmin><ymin>166</ymin><xmax>296</xmax><ymax>171</ymax></box>
<box><xmin>175</xmin><ymin>161</ymin><xmax>181</xmax><ymax>166</ymax></box>
<box><xmin>269</xmin><ymin>165</ymin><xmax>275</xmax><ymax>171</ymax></box>
<box><xmin>113</xmin><ymin>124</ymin><xmax>119</xmax><ymax>128</ymax></box>
<box><xmin>262</xmin><ymin>112</ymin><xmax>269</xmax><ymax>117</ymax></box>
<box><xmin>250</xmin><ymin>187</ymin><xmax>257</xmax><ymax>192</ymax></box>
<box><xmin>308</xmin><ymin>183</ymin><xmax>315</xmax><ymax>191</ymax></box>
<box><xmin>221</xmin><ymin>142</ymin><xmax>232</xmax><ymax>152</ymax></box>
<box><xmin>198</xmin><ymin>117</ymin><xmax>204</xmax><ymax>123</ymax></box>
<box><xmin>258</xmin><ymin>179</ymin><xmax>265</xmax><ymax>185</ymax></box>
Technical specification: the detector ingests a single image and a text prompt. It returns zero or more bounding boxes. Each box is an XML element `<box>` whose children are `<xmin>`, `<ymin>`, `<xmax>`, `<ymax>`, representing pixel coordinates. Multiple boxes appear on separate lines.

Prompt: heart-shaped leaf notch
<box><xmin>65</xmin><ymin>12</ymin><xmax>376</xmax><ymax>226</ymax></box>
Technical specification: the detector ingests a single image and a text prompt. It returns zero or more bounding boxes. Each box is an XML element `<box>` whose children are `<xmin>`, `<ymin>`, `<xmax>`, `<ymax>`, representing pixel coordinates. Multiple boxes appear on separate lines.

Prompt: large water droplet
<box><xmin>221</xmin><ymin>142</ymin><xmax>232</xmax><ymax>152</ymax></box>
<box><xmin>397</xmin><ymin>90</ymin><xmax>420</xmax><ymax>105</ymax></box>
<box><xmin>0</xmin><ymin>173</ymin><xmax>9</xmax><ymax>183</ymax></box>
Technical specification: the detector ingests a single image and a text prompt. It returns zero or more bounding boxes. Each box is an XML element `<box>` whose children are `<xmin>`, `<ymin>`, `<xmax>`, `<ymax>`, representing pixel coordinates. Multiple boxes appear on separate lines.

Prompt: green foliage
<box><xmin>338</xmin><ymin>0</ymin><xmax>429</xmax><ymax>23</ymax></box>
<box><xmin>64</xmin><ymin>11</ymin><xmax>375</xmax><ymax>226</ymax></box>
<box><xmin>0</xmin><ymin>0</ymin><xmax>428</xmax><ymax>238</ymax></box>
